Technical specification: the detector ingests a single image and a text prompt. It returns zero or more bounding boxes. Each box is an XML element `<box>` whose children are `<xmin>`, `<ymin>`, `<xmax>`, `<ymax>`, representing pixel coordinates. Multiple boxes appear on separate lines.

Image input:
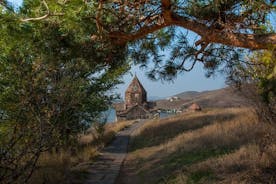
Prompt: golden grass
<box><xmin>29</xmin><ymin>120</ymin><xmax>134</xmax><ymax>184</ymax></box>
<box><xmin>79</xmin><ymin>120</ymin><xmax>134</xmax><ymax>145</ymax></box>
<box><xmin>129</xmin><ymin>108</ymin><xmax>258</xmax><ymax>159</ymax></box>
<box><xmin>171</xmin><ymin>143</ymin><xmax>276</xmax><ymax>184</ymax></box>
<box><xmin>117</xmin><ymin>108</ymin><xmax>276</xmax><ymax>184</ymax></box>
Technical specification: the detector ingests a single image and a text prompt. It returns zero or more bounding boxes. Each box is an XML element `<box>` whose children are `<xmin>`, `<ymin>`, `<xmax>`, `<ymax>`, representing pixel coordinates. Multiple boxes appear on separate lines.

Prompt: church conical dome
<box><xmin>126</xmin><ymin>75</ymin><xmax>146</xmax><ymax>94</ymax></box>
<box><xmin>125</xmin><ymin>75</ymin><xmax>147</xmax><ymax>109</ymax></box>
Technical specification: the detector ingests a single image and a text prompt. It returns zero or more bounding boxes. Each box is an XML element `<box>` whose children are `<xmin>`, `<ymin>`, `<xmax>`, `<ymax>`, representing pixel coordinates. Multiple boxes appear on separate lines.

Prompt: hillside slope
<box><xmin>117</xmin><ymin>108</ymin><xmax>276</xmax><ymax>184</ymax></box>
<box><xmin>155</xmin><ymin>87</ymin><xmax>248</xmax><ymax>110</ymax></box>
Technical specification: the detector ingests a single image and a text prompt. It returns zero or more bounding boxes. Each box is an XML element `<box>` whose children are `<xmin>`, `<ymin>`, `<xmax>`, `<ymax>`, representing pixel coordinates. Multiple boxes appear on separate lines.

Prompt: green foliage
<box><xmin>226</xmin><ymin>47</ymin><xmax>276</xmax><ymax>125</ymax></box>
<box><xmin>96</xmin><ymin>0</ymin><xmax>276</xmax><ymax>80</ymax></box>
<box><xmin>0</xmin><ymin>0</ymin><xmax>129</xmax><ymax>183</ymax></box>
<box><xmin>227</xmin><ymin>47</ymin><xmax>276</xmax><ymax>104</ymax></box>
<box><xmin>251</xmin><ymin>48</ymin><xmax>276</xmax><ymax>103</ymax></box>
<box><xmin>0</xmin><ymin>0</ymin><xmax>275</xmax><ymax>182</ymax></box>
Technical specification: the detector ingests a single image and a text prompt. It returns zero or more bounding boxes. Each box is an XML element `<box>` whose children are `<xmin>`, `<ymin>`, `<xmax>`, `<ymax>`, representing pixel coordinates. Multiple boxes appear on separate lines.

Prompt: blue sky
<box><xmin>114</xmin><ymin>63</ymin><xmax>225</xmax><ymax>99</ymax></box>
<box><xmin>116</xmin><ymin>12</ymin><xmax>276</xmax><ymax>98</ymax></box>
<box><xmin>8</xmin><ymin>0</ymin><xmax>226</xmax><ymax>98</ymax></box>
<box><xmin>8</xmin><ymin>0</ymin><xmax>276</xmax><ymax>98</ymax></box>
<box><xmin>8</xmin><ymin>0</ymin><xmax>22</xmax><ymax>7</ymax></box>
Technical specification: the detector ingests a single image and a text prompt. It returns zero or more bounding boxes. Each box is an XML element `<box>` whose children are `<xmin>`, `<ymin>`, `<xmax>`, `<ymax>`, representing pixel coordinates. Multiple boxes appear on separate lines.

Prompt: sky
<box><xmin>8</xmin><ymin>0</ymin><xmax>22</xmax><ymax>7</ymax></box>
<box><xmin>113</xmin><ymin>63</ymin><xmax>226</xmax><ymax>99</ymax></box>
<box><xmin>7</xmin><ymin>0</ymin><xmax>276</xmax><ymax>99</ymax></box>
<box><xmin>8</xmin><ymin>0</ymin><xmax>227</xmax><ymax>99</ymax></box>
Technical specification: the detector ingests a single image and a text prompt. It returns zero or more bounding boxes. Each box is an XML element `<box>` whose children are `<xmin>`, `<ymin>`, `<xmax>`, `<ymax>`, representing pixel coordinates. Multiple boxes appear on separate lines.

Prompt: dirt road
<box><xmin>84</xmin><ymin>120</ymin><xmax>144</xmax><ymax>184</ymax></box>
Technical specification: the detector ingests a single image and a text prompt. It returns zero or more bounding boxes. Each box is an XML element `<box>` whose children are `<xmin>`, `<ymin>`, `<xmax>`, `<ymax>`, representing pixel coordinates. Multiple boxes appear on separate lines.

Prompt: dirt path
<box><xmin>84</xmin><ymin>120</ymin><xmax>144</xmax><ymax>184</ymax></box>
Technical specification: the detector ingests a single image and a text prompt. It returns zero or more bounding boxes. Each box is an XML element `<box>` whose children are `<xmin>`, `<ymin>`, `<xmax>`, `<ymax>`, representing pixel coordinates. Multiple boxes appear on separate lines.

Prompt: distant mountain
<box><xmin>173</xmin><ymin>91</ymin><xmax>201</xmax><ymax>99</ymax></box>
<box><xmin>155</xmin><ymin>87</ymin><xmax>248</xmax><ymax>110</ymax></box>
<box><xmin>148</xmin><ymin>96</ymin><xmax>163</xmax><ymax>101</ymax></box>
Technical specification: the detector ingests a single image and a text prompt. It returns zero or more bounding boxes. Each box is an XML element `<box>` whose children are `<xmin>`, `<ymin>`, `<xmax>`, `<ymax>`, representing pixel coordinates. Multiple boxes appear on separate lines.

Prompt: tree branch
<box><xmin>109</xmin><ymin>23</ymin><xmax>168</xmax><ymax>45</ymax></box>
<box><xmin>171</xmin><ymin>13</ymin><xmax>276</xmax><ymax>50</ymax></box>
<box><xmin>177</xmin><ymin>56</ymin><xmax>197</xmax><ymax>72</ymax></box>
<box><xmin>21</xmin><ymin>0</ymin><xmax>50</xmax><ymax>22</ymax></box>
<box><xmin>107</xmin><ymin>3</ymin><xmax>276</xmax><ymax>50</ymax></box>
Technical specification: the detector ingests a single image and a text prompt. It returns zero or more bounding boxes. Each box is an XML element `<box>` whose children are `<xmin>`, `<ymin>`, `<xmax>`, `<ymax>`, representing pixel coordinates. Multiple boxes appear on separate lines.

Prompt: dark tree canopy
<box><xmin>0</xmin><ymin>0</ymin><xmax>129</xmax><ymax>182</ymax></box>
<box><xmin>86</xmin><ymin>0</ymin><xmax>276</xmax><ymax>80</ymax></box>
<box><xmin>2</xmin><ymin>1</ymin><xmax>275</xmax><ymax>80</ymax></box>
<box><xmin>98</xmin><ymin>0</ymin><xmax>276</xmax><ymax>49</ymax></box>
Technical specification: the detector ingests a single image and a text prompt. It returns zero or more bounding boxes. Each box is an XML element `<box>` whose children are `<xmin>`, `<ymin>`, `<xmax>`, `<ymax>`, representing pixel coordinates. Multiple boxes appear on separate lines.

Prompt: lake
<box><xmin>101</xmin><ymin>108</ymin><xmax>174</xmax><ymax>123</ymax></box>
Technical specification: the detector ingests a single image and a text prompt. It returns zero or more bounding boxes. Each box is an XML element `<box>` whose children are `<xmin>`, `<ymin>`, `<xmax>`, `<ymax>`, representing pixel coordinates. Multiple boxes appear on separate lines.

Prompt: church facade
<box><xmin>115</xmin><ymin>76</ymin><xmax>154</xmax><ymax>120</ymax></box>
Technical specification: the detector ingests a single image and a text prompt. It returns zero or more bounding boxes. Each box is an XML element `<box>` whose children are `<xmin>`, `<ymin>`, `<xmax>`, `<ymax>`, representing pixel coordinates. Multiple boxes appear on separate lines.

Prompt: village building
<box><xmin>115</xmin><ymin>75</ymin><xmax>155</xmax><ymax>120</ymax></box>
<box><xmin>188</xmin><ymin>103</ymin><xmax>202</xmax><ymax>111</ymax></box>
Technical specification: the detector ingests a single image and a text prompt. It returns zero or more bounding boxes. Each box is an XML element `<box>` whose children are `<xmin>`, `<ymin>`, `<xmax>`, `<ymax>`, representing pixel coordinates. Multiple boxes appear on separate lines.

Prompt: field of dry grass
<box><xmin>117</xmin><ymin>108</ymin><xmax>276</xmax><ymax>184</ymax></box>
<box><xmin>28</xmin><ymin>120</ymin><xmax>134</xmax><ymax>184</ymax></box>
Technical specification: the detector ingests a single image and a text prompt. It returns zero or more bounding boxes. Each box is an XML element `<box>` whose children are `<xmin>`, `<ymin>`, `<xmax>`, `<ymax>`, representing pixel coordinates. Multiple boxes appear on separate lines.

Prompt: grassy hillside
<box><xmin>117</xmin><ymin>108</ymin><xmax>276</xmax><ymax>184</ymax></box>
<box><xmin>155</xmin><ymin>87</ymin><xmax>248</xmax><ymax>110</ymax></box>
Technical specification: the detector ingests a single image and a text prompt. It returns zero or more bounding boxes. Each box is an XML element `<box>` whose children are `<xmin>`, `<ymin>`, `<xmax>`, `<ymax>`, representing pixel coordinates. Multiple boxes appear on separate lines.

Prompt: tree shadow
<box><xmin>130</xmin><ymin>112</ymin><xmax>237</xmax><ymax>151</ymax></box>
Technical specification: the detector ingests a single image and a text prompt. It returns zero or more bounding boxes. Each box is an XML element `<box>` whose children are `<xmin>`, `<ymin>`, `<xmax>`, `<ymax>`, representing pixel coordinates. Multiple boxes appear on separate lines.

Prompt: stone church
<box><xmin>115</xmin><ymin>75</ymin><xmax>154</xmax><ymax>120</ymax></box>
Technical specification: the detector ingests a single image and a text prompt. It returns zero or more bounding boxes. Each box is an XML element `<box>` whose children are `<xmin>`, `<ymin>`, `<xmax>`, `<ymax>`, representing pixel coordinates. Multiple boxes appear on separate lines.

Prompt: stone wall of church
<box><xmin>125</xmin><ymin>106</ymin><xmax>150</xmax><ymax>120</ymax></box>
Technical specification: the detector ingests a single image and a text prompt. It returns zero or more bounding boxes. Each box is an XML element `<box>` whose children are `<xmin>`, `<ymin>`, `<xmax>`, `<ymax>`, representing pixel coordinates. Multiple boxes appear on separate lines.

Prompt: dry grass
<box><xmin>79</xmin><ymin>120</ymin><xmax>134</xmax><ymax>146</ymax></box>
<box><xmin>29</xmin><ymin>120</ymin><xmax>134</xmax><ymax>184</ymax></box>
<box><xmin>128</xmin><ymin>108</ymin><xmax>258</xmax><ymax>160</ymax></box>
<box><xmin>171</xmin><ymin>143</ymin><xmax>276</xmax><ymax>184</ymax></box>
<box><xmin>117</xmin><ymin>108</ymin><xmax>276</xmax><ymax>184</ymax></box>
<box><xmin>28</xmin><ymin>148</ymin><xmax>98</xmax><ymax>184</ymax></box>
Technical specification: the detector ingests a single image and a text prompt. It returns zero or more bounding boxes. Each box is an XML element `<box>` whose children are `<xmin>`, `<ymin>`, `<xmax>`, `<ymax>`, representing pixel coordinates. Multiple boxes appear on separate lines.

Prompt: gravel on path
<box><xmin>84</xmin><ymin>120</ymin><xmax>145</xmax><ymax>184</ymax></box>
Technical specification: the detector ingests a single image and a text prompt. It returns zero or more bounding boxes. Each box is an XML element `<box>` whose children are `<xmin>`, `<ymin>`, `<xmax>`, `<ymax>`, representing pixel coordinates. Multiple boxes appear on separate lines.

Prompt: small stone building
<box><xmin>188</xmin><ymin>103</ymin><xmax>202</xmax><ymax>111</ymax></box>
<box><xmin>115</xmin><ymin>75</ymin><xmax>152</xmax><ymax>120</ymax></box>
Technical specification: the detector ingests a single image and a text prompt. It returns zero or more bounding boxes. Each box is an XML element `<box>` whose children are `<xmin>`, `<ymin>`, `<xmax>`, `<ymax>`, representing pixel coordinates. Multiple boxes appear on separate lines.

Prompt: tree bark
<box><xmin>108</xmin><ymin>0</ymin><xmax>276</xmax><ymax>50</ymax></box>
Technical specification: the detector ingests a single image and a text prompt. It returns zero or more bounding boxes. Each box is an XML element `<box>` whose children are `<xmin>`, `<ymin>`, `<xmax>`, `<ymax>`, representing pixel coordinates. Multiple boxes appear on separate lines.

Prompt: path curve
<box><xmin>84</xmin><ymin>120</ymin><xmax>144</xmax><ymax>184</ymax></box>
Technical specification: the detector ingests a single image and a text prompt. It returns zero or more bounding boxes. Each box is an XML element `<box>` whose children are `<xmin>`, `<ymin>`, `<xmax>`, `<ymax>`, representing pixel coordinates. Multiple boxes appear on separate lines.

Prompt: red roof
<box><xmin>188</xmin><ymin>103</ymin><xmax>202</xmax><ymax>111</ymax></box>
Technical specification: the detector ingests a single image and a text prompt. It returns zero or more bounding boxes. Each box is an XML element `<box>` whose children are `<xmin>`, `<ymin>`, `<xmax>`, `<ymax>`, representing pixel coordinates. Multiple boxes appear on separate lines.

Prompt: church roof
<box><xmin>125</xmin><ymin>75</ymin><xmax>147</xmax><ymax>94</ymax></box>
<box><xmin>117</xmin><ymin>104</ymin><xmax>149</xmax><ymax>116</ymax></box>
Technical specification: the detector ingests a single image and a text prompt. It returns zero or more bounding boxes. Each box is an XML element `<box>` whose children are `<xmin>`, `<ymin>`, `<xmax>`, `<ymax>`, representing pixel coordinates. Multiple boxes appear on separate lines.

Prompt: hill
<box><xmin>117</xmin><ymin>108</ymin><xmax>276</xmax><ymax>184</ymax></box>
<box><xmin>155</xmin><ymin>87</ymin><xmax>248</xmax><ymax>110</ymax></box>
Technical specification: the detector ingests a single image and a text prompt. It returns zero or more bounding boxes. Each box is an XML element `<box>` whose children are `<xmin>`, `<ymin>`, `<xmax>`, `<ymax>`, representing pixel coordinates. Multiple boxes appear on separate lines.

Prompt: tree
<box><xmin>0</xmin><ymin>0</ymin><xmax>275</xmax><ymax>182</ymax></box>
<box><xmin>96</xmin><ymin>0</ymin><xmax>276</xmax><ymax>48</ymax></box>
<box><xmin>3</xmin><ymin>1</ymin><xmax>275</xmax><ymax>79</ymax></box>
<box><xmin>95</xmin><ymin>1</ymin><xmax>276</xmax><ymax>122</ymax></box>
<box><xmin>91</xmin><ymin>0</ymin><xmax>276</xmax><ymax>79</ymax></box>
<box><xmin>0</xmin><ymin>0</ymin><xmax>129</xmax><ymax>183</ymax></box>
<box><xmin>226</xmin><ymin>47</ymin><xmax>276</xmax><ymax>124</ymax></box>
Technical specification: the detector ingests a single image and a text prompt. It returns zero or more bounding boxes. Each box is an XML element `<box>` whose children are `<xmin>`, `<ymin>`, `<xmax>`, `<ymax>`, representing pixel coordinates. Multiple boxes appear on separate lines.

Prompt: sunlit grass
<box><xmin>118</xmin><ymin>108</ymin><xmax>276</xmax><ymax>184</ymax></box>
